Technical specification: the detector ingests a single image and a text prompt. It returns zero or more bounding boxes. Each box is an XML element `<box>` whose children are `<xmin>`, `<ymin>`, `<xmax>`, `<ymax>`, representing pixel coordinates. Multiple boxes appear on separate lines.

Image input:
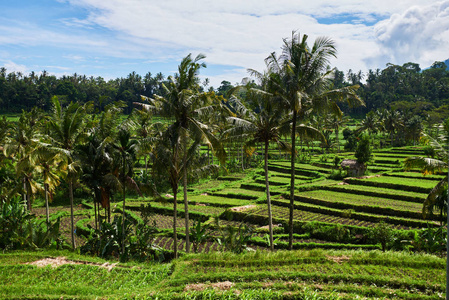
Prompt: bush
<box><xmin>81</xmin><ymin>204</ymin><xmax>165</xmax><ymax>262</ymax></box>
<box><xmin>0</xmin><ymin>197</ymin><xmax>63</xmax><ymax>250</ymax></box>
<box><xmin>355</xmin><ymin>134</ymin><xmax>371</xmax><ymax>164</ymax></box>
<box><xmin>369</xmin><ymin>221</ymin><xmax>394</xmax><ymax>251</ymax></box>
<box><xmin>411</xmin><ymin>225</ymin><xmax>446</xmax><ymax>254</ymax></box>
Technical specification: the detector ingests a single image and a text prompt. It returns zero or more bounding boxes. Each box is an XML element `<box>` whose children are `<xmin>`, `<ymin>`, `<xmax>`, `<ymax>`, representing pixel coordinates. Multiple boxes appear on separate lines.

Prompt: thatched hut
<box><xmin>341</xmin><ymin>159</ymin><xmax>366</xmax><ymax>177</ymax></box>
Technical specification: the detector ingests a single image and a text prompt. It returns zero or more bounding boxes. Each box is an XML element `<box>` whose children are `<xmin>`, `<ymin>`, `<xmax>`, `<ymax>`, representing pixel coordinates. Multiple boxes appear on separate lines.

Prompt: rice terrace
<box><xmin>1</xmin><ymin>29</ymin><xmax>449</xmax><ymax>299</ymax></box>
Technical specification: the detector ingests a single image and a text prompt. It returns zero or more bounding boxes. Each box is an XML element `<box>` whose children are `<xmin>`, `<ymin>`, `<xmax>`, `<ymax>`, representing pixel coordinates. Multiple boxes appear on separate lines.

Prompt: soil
<box><xmin>230</xmin><ymin>205</ymin><xmax>256</xmax><ymax>212</ymax></box>
<box><xmin>26</xmin><ymin>256</ymin><xmax>117</xmax><ymax>271</ymax></box>
<box><xmin>184</xmin><ymin>281</ymin><xmax>234</xmax><ymax>292</ymax></box>
<box><xmin>326</xmin><ymin>255</ymin><xmax>351</xmax><ymax>264</ymax></box>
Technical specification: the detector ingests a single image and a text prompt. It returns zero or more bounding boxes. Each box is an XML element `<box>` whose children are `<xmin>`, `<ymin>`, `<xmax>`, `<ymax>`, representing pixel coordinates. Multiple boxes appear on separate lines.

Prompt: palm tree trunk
<box><xmin>336</xmin><ymin>126</ymin><xmax>340</xmax><ymax>153</ymax></box>
<box><xmin>264</xmin><ymin>140</ymin><xmax>274</xmax><ymax>251</ymax></box>
<box><xmin>446</xmin><ymin>139</ymin><xmax>449</xmax><ymax>300</ymax></box>
<box><xmin>69</xmin><ymin>180</ymin><xmax>76</xmax><ymax>249</ymax></box>
<box><xmin>183</xmin><ymin>166</ymin><xmax>190</xmax><ymax>253</ymax></box>
<box><xmin>94</xmin><ymin>199</ymin><xmax>98</xmax><ymax>230</ymax></box>
<box><xmin>45</xmin><ymin>183</ymin><xmax>50</xmax><ymax>224</ymax></box>
<box><xmin>23</xmin><ymin>177</ymin><xmax>31</xmax><ymax>211</ymax></box>
<box><xmin>173</xmin><ymin>185</ymin><xmax>178</xmax><ymax>259</ymax></box>
<box><xmin>121</xmin><ymin>183</ymin><xmax>126</xmax><ymax>254</ymax></box>
<box><xmin>289</xmin><ymin>110</ymin><xmax>297</xmax><ymax>250</ymax></box>
<box><xmin>183</xmin><ymin>130</ymin><xmax>190</xmax><ymax>253</ymax></box>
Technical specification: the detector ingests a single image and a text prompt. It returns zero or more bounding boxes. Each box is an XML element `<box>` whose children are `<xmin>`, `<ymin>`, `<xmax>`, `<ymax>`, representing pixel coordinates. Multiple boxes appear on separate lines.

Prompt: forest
<box><xmin>1</xmin><ymin>32</ymin><xmax>449</xmax><ymax>299</ymax></box>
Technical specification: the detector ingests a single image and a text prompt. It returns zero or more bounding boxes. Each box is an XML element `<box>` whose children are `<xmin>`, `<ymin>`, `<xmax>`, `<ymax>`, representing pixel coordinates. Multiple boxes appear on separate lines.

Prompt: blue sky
<box><xmin>1</xmin><ymin>0</ymin><xmax>449</xmax><ymax>88</ymax></box>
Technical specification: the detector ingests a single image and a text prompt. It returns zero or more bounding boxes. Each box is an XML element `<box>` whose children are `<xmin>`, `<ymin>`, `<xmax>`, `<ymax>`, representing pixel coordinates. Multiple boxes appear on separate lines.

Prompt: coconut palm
<box><xmin>404</xmin><ymin>120</ymin><xmax>449</xmax><ymax>298</ymax></box>
<box><xmin>136</xmin><ymin>53</ymin><xmax>226</xmax><ymax>253</ymax></box>
<box><xmin>31</xmin><ymin>145</ymin><xmax>67</xmax><ymax>224</ymax></box>
<box><xmin>47</xmin><ymin>96</ymin><xmax>88</xmax><ymax>248</ymax></box>
<box><xmin>265</xmin><ymin>32</ymin><xmax>363</xmax><ymax>249</ymax></box>
<box><xmin>383</xmin><ymin>110</ymin><xmax>403</xmax><ymax>147</ymax></box>
<box><xmin>224</xmin><ymin>86</ymin><xmax>289</xmax><ymax>251</ymax></box>
<box><xmin>78</xmin><ymin>104</ymin><xmax>123</xmax><ymax>229</ymax></box>
<box><xmin>3</xmin><ymin>108</ymin><xmax>43</xmax><ymax>210</ymax></box>
<box><xmin>112</xmin><ymin>123</ymin><xmax>141</xmax><ymax>254</ymax></box>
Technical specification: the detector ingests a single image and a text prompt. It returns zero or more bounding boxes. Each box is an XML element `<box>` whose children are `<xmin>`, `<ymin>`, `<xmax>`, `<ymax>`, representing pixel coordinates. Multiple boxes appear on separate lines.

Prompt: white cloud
<box><xmin>1</xmin><ymin>61</ymin><xmax>29</xmax><ymax>74</ymax></box>
<box><xmin>2</xmin><ymin>0</ymin><xmax>449</xmax><ymax>87</ymax></box>
<box><xmin>374</xmin><ymin>1</ymin><xmax>449</xmax><ymax>67</ymax></box>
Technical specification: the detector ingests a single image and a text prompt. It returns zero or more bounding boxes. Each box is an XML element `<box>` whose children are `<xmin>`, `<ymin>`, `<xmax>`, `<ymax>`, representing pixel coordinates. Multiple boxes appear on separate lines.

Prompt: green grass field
<box><xmin>0</xmin><ymin>249</ymin><xmax>444</xmax><ymax>299</ymax></box>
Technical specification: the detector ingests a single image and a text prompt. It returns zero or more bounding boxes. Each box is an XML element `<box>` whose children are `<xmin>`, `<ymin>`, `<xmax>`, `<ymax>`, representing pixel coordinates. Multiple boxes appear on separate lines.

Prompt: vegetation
<box><xmin>1</xmin><ymin>31</ymin><xmax>449</xmax><ymax>299</ymax></box>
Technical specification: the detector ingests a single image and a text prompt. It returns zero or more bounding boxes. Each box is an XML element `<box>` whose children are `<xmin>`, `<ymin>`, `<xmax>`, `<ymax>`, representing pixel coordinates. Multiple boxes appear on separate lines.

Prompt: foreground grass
<box><xmin>1</xmin><ymin>249</ymin><xmax>445</xmax><ymax>299</ymax></box>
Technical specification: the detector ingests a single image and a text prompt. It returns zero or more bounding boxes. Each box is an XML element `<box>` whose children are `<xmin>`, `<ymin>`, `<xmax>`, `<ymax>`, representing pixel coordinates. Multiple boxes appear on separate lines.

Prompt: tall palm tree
<box><xmin>383</xmin><ymin>110</ymin><xmax>403</xmax><ymax>147</ymax></box>
<box><xmin>112</xmin><ymin>123</ymin><xmax>140</xmax><ymax>254</ymax></box>
<box><xmin>48</xmin><ymin>96</ymin><xmax>88</xmax><ymax>248</ymax></box>
<box><xmin>31</xmin><ymin>145</ymin><xmax>67</xmax><ymax>224</ymax></box>
<box><xmin>224</xmin><ymin>84</ymin><xmax>290</xmax><ymax>251</ymax></box>
<box><xmin>78</xmin><ymin>103</ymin><xmax>123</xmax><ymax>229</ymax></box>
<box><xmin>265</xmin><ymin>32</ymin><xmax>363</xmax><ymax>249</ymax></box>
<box><xmin>403</xmin><ymin>121</ymin><xmax>449</xmax><ymax>299</ymax></box>
<box><xmin>136</xmin><ymin>53</ymin><xmax>226</xmax><ymax>253</ymax></box>
<box><xmin>3</xmin><ymin>108</ymin><xmax>43</xmax><ymax>211</ymax></box>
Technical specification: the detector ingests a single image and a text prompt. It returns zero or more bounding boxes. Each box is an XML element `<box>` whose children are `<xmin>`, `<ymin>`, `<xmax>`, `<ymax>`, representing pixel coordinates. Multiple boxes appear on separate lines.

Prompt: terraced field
<box><xmin>68</xmin><ymin>145</ymin><xmax>445</xmax><ymax>255</ymax></box>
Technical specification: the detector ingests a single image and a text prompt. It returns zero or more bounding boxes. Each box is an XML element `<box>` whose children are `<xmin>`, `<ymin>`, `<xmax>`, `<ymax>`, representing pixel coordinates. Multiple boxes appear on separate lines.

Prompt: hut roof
<box><xmin>341</xmin><ymin>159</ymin><xmax>363</xmax><ymax>168</ymax></box>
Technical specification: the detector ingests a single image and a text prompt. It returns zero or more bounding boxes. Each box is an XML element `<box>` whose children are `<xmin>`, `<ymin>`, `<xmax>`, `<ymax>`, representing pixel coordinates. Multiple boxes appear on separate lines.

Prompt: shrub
<box><xmin>369</xmin><ymin>221</ymin><xmax>394</xmax><ymax>251</ymax></box>
<box><xmin>411</xmin><ymin>225</ymin><xmax>446</xmax><ymax>254</ymax></box>
<box><xmin>0</xmin><ymin>197</ymin><xmax>63</xmax><ymax>250</ymax></box>
<box><xmin>81</xmin><ymin>204</ymin><xmax>165</xmax><ymax>262</ymax></box>
<box><xmin>355</xmin><ymin>134</ymin><xmax>371</xmax><ymax>165</ymax></box>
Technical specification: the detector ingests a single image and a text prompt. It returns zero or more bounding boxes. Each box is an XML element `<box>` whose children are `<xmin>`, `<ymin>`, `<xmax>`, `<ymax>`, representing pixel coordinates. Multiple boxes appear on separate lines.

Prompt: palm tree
<box><xmin>265</xmin><ymin>32</ymin><xmax>363</xmax><ymax>249</ymax></box>
<box><xmin>78</xmin><ymin>103</ymin><xmax>123</xmax><ymax>229</ymax></box>
<box><xmin>136</xmin><ymin>53</ymin><xmax>226</xmax><ymax>253</ymax></box>
<box><xmin>355</xmin><ymin>111</ymin><xmax>380</xmax><ymax>147</ymax></box>
<box><xmin>32</xmin><ymin>145</ymin><xmax>67</xmax><ymax>224</ymax></box>
<box><xmin>383</xmin><ymin>110</ymin><xmax>403</xmax><ymax>147</ymax></box>
<box><xmin>224</xmin><ymin>84</ymin><xmax>290</xmax><ymax>251</ymax></box>
<box><xmin>112</xmin><ymin>123</ymin><xmax>140</xmax><ymax>254</ymax></box>
<box><xmin>151</xmin><ymin>126</ymin><xmax>183</xmax><ymax>259</ymax></box>
<box><xmin>3</xmin><ymin>108</ymin><xmax>43</xmax><ymax>211</ymax></box>
<box><xmin>403</xmin><ymin>120</ymin><xmax>449</xmax><ymax>298</ymax></box>
<box><xmin>48</xmin><ymin>96</ymin><xmax>88</xmax><ymax>248</ymax></box>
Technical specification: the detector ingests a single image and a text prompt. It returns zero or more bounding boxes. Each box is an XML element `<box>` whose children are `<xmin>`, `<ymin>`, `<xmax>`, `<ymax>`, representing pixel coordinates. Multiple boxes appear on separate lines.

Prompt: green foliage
<box><xmin>355</xmin><ymin>134</ymin><xmax>371</xmax><ymax>164</ymax></box>
<box><xmin>190</xmin><ymin>219</ymin><xmax>211</xmax><ymax>253</ymax></box>
<box><xmin>81</xmin><ymin>204</ymin><xmax>164</xmax><ymax>262</ymax></box>
<box><xmin>411</xmin><ymin>225</ymin><xmax>446</xmax><ymax>254</ymax></box>
<box><xmin>369</xmin><ymin>221</ymin><xmax>394</xmax><ymax>252</ymax></box>
<box><xmin>302</xmin><ymin>222</ymin><xmax>351</xmax><ymax>243</ymax></box>
<box><xmin>215</xmin><ymin>220</ymin><xmax>254</xmax><ymax>254</ymax></box>
<box><xmin>0</xmin><ymin>197</ymin><xmax>63</xmax><ymax>250</ymax></box>
<box><xmin>327</xmin><ymin>168</ymin><xmax>346</xmax><ymax>180</ymax></box>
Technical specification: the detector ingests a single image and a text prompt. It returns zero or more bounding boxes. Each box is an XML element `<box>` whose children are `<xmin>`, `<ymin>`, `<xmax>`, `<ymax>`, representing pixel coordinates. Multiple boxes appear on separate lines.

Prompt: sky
<box><xmin>1</xmin><ymin>0</ymin><xmax>449</xmax><ymax>88</ymax></box>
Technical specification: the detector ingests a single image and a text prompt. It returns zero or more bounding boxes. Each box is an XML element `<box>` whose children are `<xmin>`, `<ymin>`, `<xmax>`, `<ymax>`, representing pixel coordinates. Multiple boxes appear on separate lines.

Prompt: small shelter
<box><xmin>341</xmin><ymin>159</ymin><xmax>365</xmax><ymax>177</ymax></box>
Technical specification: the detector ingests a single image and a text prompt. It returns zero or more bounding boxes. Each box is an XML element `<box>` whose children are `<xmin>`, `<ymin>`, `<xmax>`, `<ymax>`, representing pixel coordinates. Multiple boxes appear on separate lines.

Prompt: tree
<box><xmin>31</xmin><ymin>145</ymin><xmax>67</xmax><ymax>224</ymax></box>
<box><xmin>383</xmin><ymin>110</ymin><xmax>403</xmax><ymax>147</ymax></box>
<box><xmin>136</xmin><ymin>54</ymin><xmax>226</xmax><ymax>254</ymax></box>
<box><xmin>403</xmin><ymin>118</ymin><xmax>449</xmax><ymax>298</ymax></box>
<box><xmin>355</xmin><ymin>134</ymin><xmax>371</xmax><ymax>175</ymax></box>
<box><xmin>224</xmin><ymin>84</ymin><xmax>290</xmax><ymax>251</ymax></box>
<box><xmin>78</xmin><ymin>103</ymin><xmax>124</xmax><ymax>230</ymax></box>
<box><xmin>355</xmin><ymin>111</ymin><xmax>379</xmax><ymax>148</ymax></box>
<box><xmin>112</xmin><ymin>123</ymin><xmax>141</xmax><ymax>254</ymax></box>
<box><xmin>48</xmin><ymin>96</ymin><xmax>88</xmax><ymax>248</ymax></box>
<box><xmin>264</xmin><ymin>31</ymin><xmax>363</xmax><ymax>249</ymax></box>
<box><xmin>3</xmin><ymin>108</ymin><xmax>43</xmax><ymax>210</ymax></box>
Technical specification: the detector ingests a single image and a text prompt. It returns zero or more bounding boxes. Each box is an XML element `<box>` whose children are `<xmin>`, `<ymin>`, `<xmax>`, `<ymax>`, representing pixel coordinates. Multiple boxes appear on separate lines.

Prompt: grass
<box><xmin>1</xmin><ymin>249</ymin><xmax>443</xmax><ymax>299</ymax></box>
<box><xmin>361</xmin><ymin>176</ymin><xmax>440</xmax><ymax>189</ymax></box>
<box><xmin>299</xmin><ymin>189</ymin><xmax>423</xmax><ymax>212</ymax></box>
<box><xmin>323</xmin><ymin>184</ymin><xmax>428</xmax><ymax>201</ymax></box>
